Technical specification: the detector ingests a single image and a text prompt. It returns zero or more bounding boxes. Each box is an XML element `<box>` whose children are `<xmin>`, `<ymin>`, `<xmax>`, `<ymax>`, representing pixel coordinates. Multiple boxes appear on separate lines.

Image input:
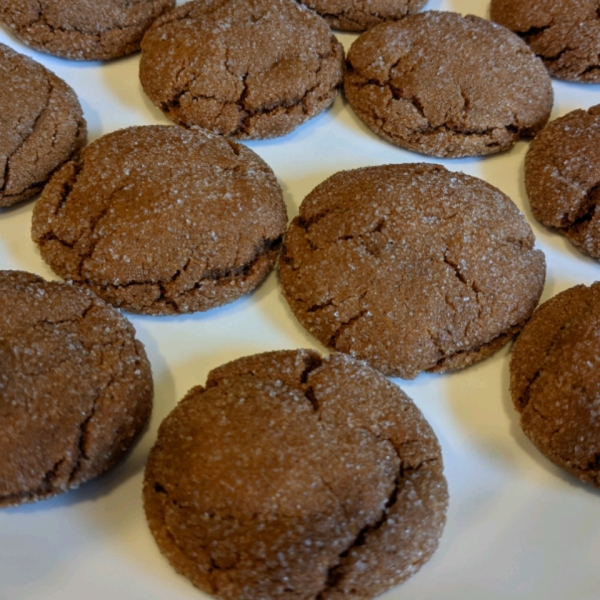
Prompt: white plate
<box><xmin>2</xmin><ymin>2</ymin><xmax>600</xmax><ymax>599</ymax></box>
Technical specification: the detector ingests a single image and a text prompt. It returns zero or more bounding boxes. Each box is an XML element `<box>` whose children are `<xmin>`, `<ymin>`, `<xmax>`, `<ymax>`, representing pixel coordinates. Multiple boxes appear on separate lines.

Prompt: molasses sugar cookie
<box><xmin>344</xmin><ymin>11</ymin><xmax>553</xmax><ymax>158</ymax></box>
<box><xmin>32</xmin><ymin>125</ymin><xmax>287</xmax><ymax>315</ymax></box>
<box><xmin>144</xmin><ymin>349</ymin><xmax>448</xmax><ymax>600</ymax></box>
<box><xmin>0</xmin><ymin>43</ymin><xmax>86</xmax><ymax>207</ymax></box>
<box><xmin>491</xmin><ymin>0</ymin><xmax>600</xmax><ymax>83</ymax></box>
<box><xmin>510</xmin><ymin>283</ymin><xmax>600</xmax><ymax>487</ymax></box>
<box><xmin>296</xmin><ymin>0</ymin><xmax>427</xmax><ymax>32</ymax></box>
<box><xmin>0</xmin><ymin>0</ymin><xmax>175</xmax><ymax>60</ymax></box>
<box><xmin>279</xmin><ymin>163</ymin><xmax>546</xmax><ymax>379</ymax></box>
<box><xmin>139</xmin><ymin>0</ymin><xmax>344</xmax><ymax>139</ymax></box>
<box><xmin>0</xmin><ymin>271</ymin><xmax>152</xmax><ymax>507</ymax></box>
<box><xmin>525</xmin><ymin>105</ymin><xmax>600</xmax><ymax>259</ymax></box>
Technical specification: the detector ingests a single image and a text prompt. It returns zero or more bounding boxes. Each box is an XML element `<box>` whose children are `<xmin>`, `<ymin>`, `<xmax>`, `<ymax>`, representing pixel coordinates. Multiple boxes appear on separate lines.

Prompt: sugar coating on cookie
<box><xmin>144</xmin><ymin>349</ymin><xmax>448</xmax><ymax>600</ymax></box>
<box><xmin>0</xmin><ymin>270</ymin><xmax>153</xmax><ymax>508</ymax></box>
<box><xmin>32</xmin><ymin>125</ymin><xmax>287</xmax><ymax>315</ymax></box>
<box><xmin>344</xmin><ymin>11</ymin><xmax>553</xmax><ymax>158</ymax></box>
<box><xmin>0</xmin><ymin>43</ymin><xmax>86</xmax><ymax>207</ymax></box>
<box><xmin>279</xmin><ymin>163</ymin><xmax>546</xmax><ymax>379</ymax></box>
<box><xmin>525</xmin><ymin>105</ymin><xmax>600</xmax><ymax>259</ymax></box>
<box><xmin>510</xmin><ymin>283</ymin><xmax>600</xmax><ymax>487</ymax></box>
<box><xmin>491</xmin><ymin>0</ymin><xmax>600</xmax><ymax>82</ymax></box>
<box><xmin>139</xmin><ymin>0</ymin><xmax>344</xmax><ymax>139</ymax></box>
<box><xmin>296</xmin><ymin>0</ymin><xmax>427</xmax><ymax>32</ymax></box>
<box><xmin>0</xmin><ymin>0</ymin><xmax>175</xmax><ymax>60</ymax></box>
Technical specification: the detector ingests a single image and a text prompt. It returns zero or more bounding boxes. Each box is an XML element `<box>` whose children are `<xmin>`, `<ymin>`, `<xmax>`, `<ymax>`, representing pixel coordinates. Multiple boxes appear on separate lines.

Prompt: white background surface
<box><xmin>1</xmin><ymin>1</ymin><xmax>600</xmax><ymax>599</ymax></box>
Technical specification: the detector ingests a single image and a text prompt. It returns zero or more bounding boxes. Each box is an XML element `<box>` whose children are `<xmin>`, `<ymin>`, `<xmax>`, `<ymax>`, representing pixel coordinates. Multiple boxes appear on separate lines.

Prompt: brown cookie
<box><xmin>491</xmin><ymin>0</ymin><xmax>600</xmax><ymax>83</ymax></box>
<box><xmin>525</xmin><ymin>105</ymin><xmax>600</xmax><ymax>259</ymax></box>
<box><xmin>139</xmin><ymin>0</ymin><xmax>344</xmax><ymax>139</ymax></box>
<box><xmin>296</xmin><ymin>0</ymin><xmax>427</xmax><ymax>32</ymax></box>
<box><xmin>0</xmin><ymin>43</ymin><xmax>86</xmax><ymax>207</ymax></box>
<box><xmin>32</xmin><ymin>125</ymin><xmax>287</xmax><ymax>315</ymax></box>
<box><xmin>344</xmin><ymin>11</ymin><xmax>553</xmax><ymax>158</ymax></box>
<box><xmin>0</xmin><ymin>270</ymin><xmax>153</xmax><ymax>508</ymax></box>
<box><xmin>0</xmin><ymin>0</ymin><xmax>175</xmax><ymax>60</ymax></box>
<box><xmin>510</xmin><ymin>282</ymin><xmax>600</xmax><ymax>487</ymax></box>
<box><xmin>144</xmin><ymin>349</ymin><xmax>448</xmax><ymax>600</ymax></box>
<box><xmin>279</xmin><ymin>163</ymin><xmax>546</xmax><ymax>379</ymax></box>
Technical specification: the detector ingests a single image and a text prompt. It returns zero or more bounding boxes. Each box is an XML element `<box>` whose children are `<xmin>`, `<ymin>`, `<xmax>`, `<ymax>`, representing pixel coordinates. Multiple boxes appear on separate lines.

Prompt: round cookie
<box><xmin>491</xmin><ymin>0</ymin><xmax>600</xmax><ymax>83</ymax></box>
<box><xmin>0</xmin><ymin>0</ymin><xmax>175</xmax><ymax>60</ymax></box>
<box><xmin>510</xmin><ymin>283</ymin><xmax>600</xmax><ymax>487</ymax></box>
<box><xmin>139</xmin><ymin>0</ymin><xmax>344</xmax><ymax>139</ymax></box>
<box><xmin>344</xmin><ymin>11</ymin><xmax>553</xmax><ymax>158</ymax></box>
<box><xmin>296</xmin><ymin>0</ymin><xmax>427</xmax><ymax>32</ymax></box>
<box><xmin>0</xmin><ymin>270</ymin><xmax>153</xmax><ymax>507</ymax></box>
<box><xmin>525</xmin><ymin>105</ymin><xmax>600</xmax><ymax>259</ymax></box>
<box><xmin>279</xmin><ymin>163</ymin><xmax>546</xmax><ymax>379</ymax></box>
<box><xmin>0</xmin><ymin>43</ymin><xmax>86</xmax><ymax>207</ymax></box>
<box><xmin>32</xmin><ymin>125</ymin><xmax>287</xmax><ymax>315</ymax></box>
<box><xmin>144</xmin><ymin>349</ymin><xmax>448</xmax><ymax>600</ymax></box>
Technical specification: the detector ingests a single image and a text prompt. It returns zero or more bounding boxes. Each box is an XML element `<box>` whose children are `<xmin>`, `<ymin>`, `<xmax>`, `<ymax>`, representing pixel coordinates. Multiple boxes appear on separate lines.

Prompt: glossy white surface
<box><xmin>1</xmin><ymin>1</ymin><xmax>600</xmax><ymax>599</ymax></box>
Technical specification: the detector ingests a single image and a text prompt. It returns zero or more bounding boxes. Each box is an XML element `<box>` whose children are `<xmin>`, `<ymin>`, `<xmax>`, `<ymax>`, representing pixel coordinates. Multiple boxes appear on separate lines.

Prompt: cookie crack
<box><xmin>559</xmin><ymin>182</ymin><xmax>600</xmax><ymax>230</ymax></box>
<box><xmin>0</xmin><ymin>458</ymin><xmax>66</xmax><ymax>505</ymax></box>
<box><xmin>1</xmin><ymin>74</ymin><xmax>53</xmax><ymax>196</ymax></box>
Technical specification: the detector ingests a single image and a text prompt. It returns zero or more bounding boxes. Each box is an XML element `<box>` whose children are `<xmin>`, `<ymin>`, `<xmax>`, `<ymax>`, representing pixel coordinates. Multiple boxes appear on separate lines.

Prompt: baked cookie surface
<box><xmin>0</xmin><ymin>270</ymin><xmax>153</xmax><ymax>508</ymax></box>
<box><xmin>510</xmin><ymin>283</ymin><xmax>600</xmax><ymax>487</ymax></box>
<box><xmin>0</xmin><ymin>0</ymin><xmax>175</xmax><ymax>60</ymax></box>
<box><xmin>525</xmin><ymin>105</ymin><xmax>600</xmax><ymax>259</ymax></box>
<box><xmin>279</xmin><ymin>163</ymin><xmax>546</xmax><ymax>379</ymax></box>
<box><xmin>144</xmin><ymin>349</ymin><xmax>448</xmax><ymax>600</ymax></box>
<box><xmin>0</xmin><ymin>43</ymin><xmax>86</xmax><ymax>207</ymax></box>
<box><xmin>344</xmin><ymin>11</ymin><xmax>553</xmax><ymax>158</ymax></box>
<box><xmin>139</xmin><ymin>0</ymin><xmax>344</xmax><ymax>139</ymax></box>
<box><xmin>491</xmin><ymin>0</ymin><xmax>600</xmax><ymax>82</ymax></box>
<box><xmin>296</xmin><ymin>0</ymin><xmax>427</xmax><ymax>32</ymax></box>
<box><xmin>32</xmin><ymin>125</ymin><xmax>287</xmax><ymax>315</ymax></box>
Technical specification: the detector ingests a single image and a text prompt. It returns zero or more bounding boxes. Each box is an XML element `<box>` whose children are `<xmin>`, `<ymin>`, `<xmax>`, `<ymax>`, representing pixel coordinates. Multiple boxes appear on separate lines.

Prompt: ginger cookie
<box><xmin>0</xmin><ymin>0</ymin><xmax>175</xmax><ymax>60</ymax></box>
<box><xmin>510</xmin><ymin>282</ymin><xmax>600</xmax><ymax>487</ymax></box>
<box><xmin>32</xmin><ymin>125</ymin><xmax>287</xmax><ymax>315</ymax></box>
<box><xmin>0</xmin><ymin>270</ymin><xmax>153</xmax><ymax>508</ymax></box>
<box><xmin>491</xmin><ymin>0</ymin><xmax>600</xmax><ymax>83</ymax></box>
<box><xmin>144</xmin><ymin>349</ymin><xmax>448</xmax><ymax>600</ymax></box>
<box><xmin>525</xmin><ymin>105</ymin><xmax>600</xmax><ymax>259</ymax></box>
<box><xmin>344</xmin><ymin>11</ymin><xmax>553</xmax><ymax>158</ymax></box>
<box><xmin>296</xmin><ymin>0</ymin><xmax>427</xmax><ymax>32</ymax></box>
<box><xmin>279</xmin><ymin>163</ymin><xmax>546</xmax><ymax>379</ymax></box>
<box><xmin>139</xmin><ymin>0</ymin><xmax>344</xmax><ymax>139</ymax></box>
<box><xmin>0</xmin><ymin>43</ymin><xmax>86</xmax><ymax>207</ymax></box>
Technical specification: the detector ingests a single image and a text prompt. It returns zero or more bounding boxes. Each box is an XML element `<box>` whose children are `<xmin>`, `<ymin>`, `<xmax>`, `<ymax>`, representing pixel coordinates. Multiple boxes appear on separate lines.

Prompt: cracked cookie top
<box><xmin>32</xmin><ymin>125</ymin><xmax>287</xmax><ymax>315</ymax></box>
<box><xmin>296</xmin><ymin>0</ymin><xmax>427</xmax><ymax>32</ymax></box>
<box><xmin>0</xmin><ymin>270</ymin><xmax>153</xmax><ymax>507</ymax></box>
<box><xmin>279</xmin><ymin>163</ymin><xmax>546</xmax><ymax>379</ymax></box>
<box><xmin>0</xmin><ymin>43</ymin><xmax>86</xmax><ymax>207</ymax></box>
<box><xmin>144</xmin><ymin>349</ymin><xmax>448</xmax><ymax>600</ymax></box>
<box><xmin>510</xmin><ymin>282</ymin><xmax>600</xmax><ymax>487</ymax></box>
<box><xmin>139</xmin><ymin>0</ymin><xmax>344</xmax><ymax>139</ymax></box>
<box><xmin>525</xmin><ymin>105</ymin><xmax>600</xmax><ymax>259</ymax></box>
<box><xmin>344</xmin><ymin>11</ymin><xmax>553</xmax><ymax>158</ymax></box>
<box><xmin>491</xmin><ymin>0</ymin><xmax>600</xmax><ymax>82</ymax></box>
<box><xmin>0</xmin><ymin>0</ymin><xmax>175</xmax><ymax>60</ymax></box>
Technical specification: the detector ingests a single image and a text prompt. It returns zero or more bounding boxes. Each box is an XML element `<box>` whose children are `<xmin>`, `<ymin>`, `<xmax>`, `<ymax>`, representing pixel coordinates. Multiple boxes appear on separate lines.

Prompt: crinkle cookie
<box><xmin>296</xmin><ymin>0</ymin><xmax>427</xmax><ymax>32</ymax></box>
<box><xmin>0</xmin><ymin>270</ymin><xmax>152</xmax><ymax>508</ymax></box>
<box><xmin>0</xmin><ymin>43</ymin><xmax>86</xmax><ymax>207</ymax></box>
<box><xmin>139</xmin><ymin>0</ymin><xmax>344</xmax><ymax>139</ymax></box>
<box><xmin>0</xmin><ymin>0</ymin><xmax>175</xmax><ymax>60</ymax></box>
<box><xmin>279</xmin><ymin>163</ymin><xmax>546</xmax><ymax>379</ymax></box>
<box><xmin>510</xmin><ymin>282</ymin><xmax>600</xmax><ymax>487</ymax></box>
<box><xmin>32</xmin><ymin>125</ymin><xmax>287</xmax><ymax>315</ymax></box>
<box><xmin>525</xmin><ymin>105</ymin><xmax>600</xmax><ymax>259</ymax></box>
<box><xmin>491</xmin><ymin>0</ymin><xmax>600</xmax><ymax>83</ymax></box>
<box><xmin>344</xmin><ymin>11</ymin><xmax>553</xmax><ymax>158</ymax></box>
<box><xmin>144</xmin><ymin>349</ymin><xmax>448</xmax><ymax>600</ymax></box>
